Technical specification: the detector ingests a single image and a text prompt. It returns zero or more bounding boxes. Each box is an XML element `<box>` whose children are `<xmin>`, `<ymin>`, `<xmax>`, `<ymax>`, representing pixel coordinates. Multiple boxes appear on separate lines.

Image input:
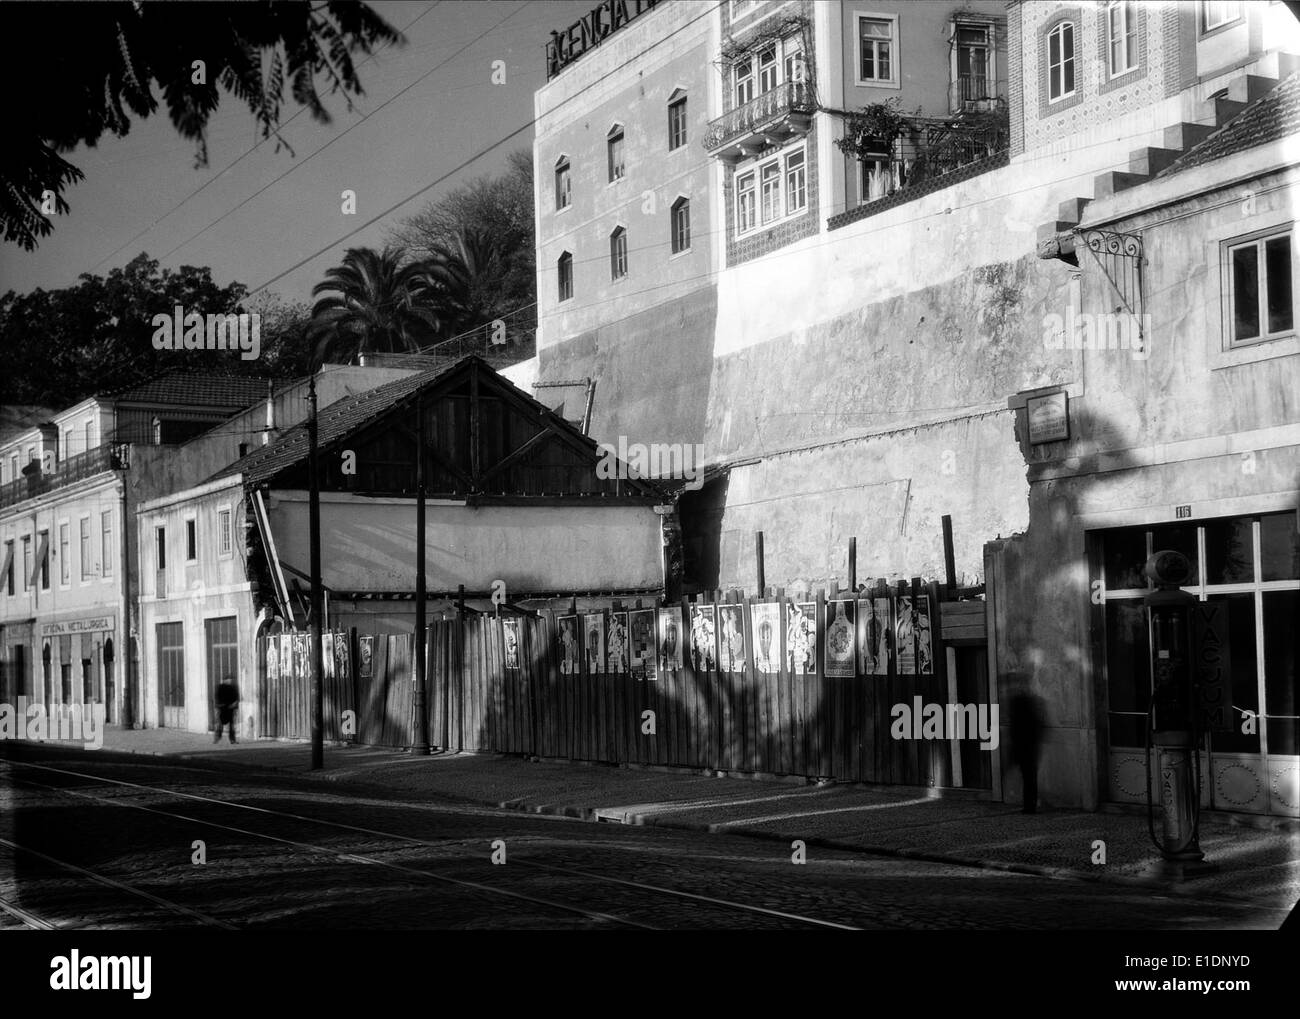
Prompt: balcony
<box><xmin>704</xmin><ymin>80</ymin><xmax>816</xmax><ymax>162</ymax></box>
<box><xmin>0</xmin><ymin>443</ymin><xmax>130</xmax><ymax>511</ymax></box>
<box><xmin>948</xmin><ymin>74</ymin><xmax>1007</xmax><ymax>115</ymax></box>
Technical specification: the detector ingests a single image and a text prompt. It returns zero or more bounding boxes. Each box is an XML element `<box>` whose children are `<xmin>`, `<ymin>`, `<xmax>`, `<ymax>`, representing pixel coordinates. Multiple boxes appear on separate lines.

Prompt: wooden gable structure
<box><xmin>235</xmin><ymin>357</ymin><xmax>666</xmax><ymax>504</ymax></box>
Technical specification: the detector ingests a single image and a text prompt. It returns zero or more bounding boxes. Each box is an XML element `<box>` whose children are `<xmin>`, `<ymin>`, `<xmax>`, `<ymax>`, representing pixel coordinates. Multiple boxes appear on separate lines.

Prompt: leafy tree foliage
<box><xmin>390</xmin><ymin>150</ymin><xmax>536</xmax><ymax>345</ymax></box>
<box><xmin>0</xmin><ymin>253</ymin><xmax>309</xmax><ymax>407</ymax></box>
<box><xmin>2</xmin><ymin>1</ymin><xmax>401</xmax><ymax>250</ymax></box>
<box><xmin>308</xmin><ymin>246</ymin><xmax>453</xmax><ymax>363</ymax></box>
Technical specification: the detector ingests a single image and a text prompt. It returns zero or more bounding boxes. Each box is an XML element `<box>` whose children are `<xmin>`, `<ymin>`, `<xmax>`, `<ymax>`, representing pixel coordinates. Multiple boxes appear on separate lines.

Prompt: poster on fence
<box><xmin>607</xmin><ymin>612</ymin><xmax>629</xmax><ymax>673</ymax></box>
<box><xmin>825</xmin><ymin>599</ymin><xmax>856</xmax><ymax>678</ymax></box>
<box><xmin>359</xmin><ymin>635</ymin><xmax>373</xmax><ymax>679</ymax></box>
<box><xmin>858</xmin><ymin>598</ymin><xmax>891</xmax><ymax>676</ymax></box>
<box><xmin>558</xmin><ymin>616</ymin><xmax>580</xmax><ymax>675</ymax></box>
<box><xmin>689</xmin><ymin>604</ymin><xmax>716</xmax><ymax>673</ymax></box>
<box><xmin>895</xmin><ymin>594</ymin><xmax>934</xmax><ymax>675</ymax></box>
<box><xmin>266</xmin><ymin>637</ymin><xmax>280</xmax><ymax>683</ymax></box>
<box><xmin>657</xmin><ymin>608</ymin><xmax>683</xmax><ymax>676</ymax></box>
<box><xmin>787</xmin><ymin>602</ymin><xmax>817</xmax><ymax>675</ymax></box>
<box><xmin>502</xmin><ymin>618</ymin><xmax>520</xmax><ymax>670</ymax></box>
<box><xmin>629</xmin><ymin>609</ymin><xmax>656</xmax><ymax>680</ymax></box>
<box><xmin>717</xmin><ymin>605</ymin><xmax>746</xmax><ymax>673</ymax></box>
<box><xmin>281</xmin><ymin>635</ymin><xmax>294</xmax><ymax>681</ymax></box>
<box><xmin>321</xmin><ymin>634</ymin><xmax>334</xmax><ymax>680</ymax></box>
<box><xmin>584</xmin><ymin>614</ymin><xmax>605</xmax><ymax>675</ymax></box>
<box><xmin>751</xmin><ymin>603</ymin><xmax>780</xmax><ymax>674</ymax></box>
<box><xmin>294</xmin><ymin>633</ymin><xmax>309</xmax><ymax>678</ymax></box>
<box><xmin>334</xmin><ymin>632</ymin><xmax>349</xmax><ymax>680</ymax></box>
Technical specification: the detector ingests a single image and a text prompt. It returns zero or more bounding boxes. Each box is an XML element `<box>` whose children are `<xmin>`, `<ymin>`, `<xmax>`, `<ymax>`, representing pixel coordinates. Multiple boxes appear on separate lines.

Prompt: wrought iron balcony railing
<box><xmin>0</xmin><ymin>443</ymin><xmax>130</xmax><ymax>511</ymax></box>
<box><xmin>704</xmin><ymin>80</ymin><xmax>817</xmax><ymax>160</ymax></box>
<box><xmin>948</xmin><ymin>74</ymin><xmax>1007</xmax><ymax>114</ymax></box>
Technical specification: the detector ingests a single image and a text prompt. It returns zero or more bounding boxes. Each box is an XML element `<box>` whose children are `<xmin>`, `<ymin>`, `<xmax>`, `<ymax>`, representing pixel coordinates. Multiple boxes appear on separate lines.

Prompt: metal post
<box><xmin>308</xmin><ymin>374</ymin><xmax>323</xmax><ymax>770</ymax></box>
<box><xmin>412</xmin><ymin>391</ymin><xmax>430</xmax><ymax>755</ymax></box>
<box><xmin>941</xmin><ymin>515</ymin><xmax>957</xmax><ymax>597</ymax></box>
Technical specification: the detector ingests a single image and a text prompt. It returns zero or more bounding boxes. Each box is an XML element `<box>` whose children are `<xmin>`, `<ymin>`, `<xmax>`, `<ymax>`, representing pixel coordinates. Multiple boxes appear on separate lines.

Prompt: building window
<box><xmin>671</xmin><ymin>197</ymin><xmax>691</xmax><ymax>254</ymax></box>
<box><xmin>730</xmin><ymin>0</ymin><xmax>760</xmax><ymax>20</ymax></box>
<box><xmin>102</xmin><ymin>511</ymin><xmax>114</xmax><ymax>577</ymax></box>
<box><xmin>1047</xmin><ymin>21</ymin><xmax>1076</xmax><ymax>102</ymax></box>
<box><xmin>217</xmin><ymin>508</ymin><xmax>232</xmax><ymax>558</ymax></box>
<box><xmin>1201</xmin><ymin>1</ymin><xmax>1242</xmax><ymax>32</ymax></box>
<box><xmin>607</xmin><ymin>126</ymin><xmax>625</xmax><ymax>182</ymax></box>
<box><xmin>38</xmin><ymin>529</ymin><xmax>48</xmax><ymax>590</ymax></box>
<box><xmin>555</xmin><ymin>156</ymin><xmax>571</xmax><ymax>210</ymax></box>
<box><xmin>783</xmin><ymin>35</ymin><xmax>805</xmax><ymax>83</ymax></box>
<box><xmin>557</xmin><ymin>252</ymin><xmax>573</xmax><ymax>302</ymax></box>
<box><xmin>737</xmin><ymin>145</ymin><xmax>808</xmax><ymax>235</ymax></box>
<box><xmin>610</xmin><ymin>226</ymin><xmax>628</xmax><ymax>280</ymax></box>
<box><xmin>3</xmin><ymin>539</ymin><xmax>12</xmax><ymax>595</ymax></box>
<box><xmin>59</xmin><ymin>523</ymin><xmax>70</xmax><ymax>585</ymax></box>
<box><xmin>80</xmin><ymin>517</ymin><xmax>91</xmax><ymax>580</ymax></box>
<box><xmin>668</xmin><ymin>92</ymin><xmax>687</xmax><ymax>150</ymax></box>
<box><xmin>186</xmin><ymin>518</ymin><xmax>197</xmax><ymax>562</ymax></box>
<box><xmin>84</xmin><ymin>419</ymin><xmax>95</xmax><ymax>453</ymax></box>
<box><xmin>785</xmin><ymin>149</ymin><xmax>806</xmax><ymax>213</ymax></box>
<box><xmin>734</xmin><ymin>60</ymin><xmax>754</xmax><ymax>106</ymax></box>
<box><xmin>1107</xmin><ymin>2</ymin><xmax>1137</xmax><ymax>76</ymax></box>
<box><xmin>156</xmin><ymin>526</ymin><xmax>166</xmax><ymax>571</ymax></box>
<box><xmin>22</xmin><ymin>535</ymin><xmax>31</xmax><ymax>592</ymax></box>
<box><xmin>1226</xmin><ymin>229</ymin><xmax>1294</xmax><ymax>346</ymax></box>
<box><xmin>758</xmin><ymin>46</ymin><xmax>779</xmax><ymax>93</ymax></box>
<box><xmin>955</xmin><ymin>23</ymin><xmax>991</xmax><ymax>101</ymax></box>
<box><xmin>857</xmin><ymin>15</ymin><xmax>895</xmax><ymax>84</ymax></box>
<box><xmin>737</xmin><ymin>172</ymin><xmax>756</xmax><ymax>232</ymax></box>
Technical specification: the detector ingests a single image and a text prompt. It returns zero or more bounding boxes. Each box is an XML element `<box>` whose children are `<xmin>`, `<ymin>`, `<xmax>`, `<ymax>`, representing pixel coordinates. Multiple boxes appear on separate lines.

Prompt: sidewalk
<box><xmin>35</xmin><ymin>727</ymin><xmax>1300</xmax><ymax>911</ymax></box>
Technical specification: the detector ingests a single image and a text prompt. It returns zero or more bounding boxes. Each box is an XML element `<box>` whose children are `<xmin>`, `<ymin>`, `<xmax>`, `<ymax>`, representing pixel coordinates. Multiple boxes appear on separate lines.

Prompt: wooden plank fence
<box><xmin>255</xmin><ymin>581</ymin><xmax>991</xmax><ymax>788</ymax></box>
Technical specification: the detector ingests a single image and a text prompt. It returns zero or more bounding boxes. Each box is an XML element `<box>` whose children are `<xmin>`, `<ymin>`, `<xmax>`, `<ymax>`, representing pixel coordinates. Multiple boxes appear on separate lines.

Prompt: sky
<box><xmin>0</xmin><ymin>0</ymin><xmax>595</xmax><ymax>308</ymax></box>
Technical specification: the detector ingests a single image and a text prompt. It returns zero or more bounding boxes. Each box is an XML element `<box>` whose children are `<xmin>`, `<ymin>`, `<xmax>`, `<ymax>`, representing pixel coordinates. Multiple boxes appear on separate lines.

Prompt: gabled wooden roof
<box><xmin>213</xmin><ymin>356</ymin><xmax>669</xmax><ymax>502</ymax></box>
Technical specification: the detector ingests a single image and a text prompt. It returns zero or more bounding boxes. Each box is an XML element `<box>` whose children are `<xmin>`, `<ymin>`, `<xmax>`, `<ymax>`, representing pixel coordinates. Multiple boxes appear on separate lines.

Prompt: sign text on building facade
<box><xmin>40</xmin><ymin>615</ymin><xmax>116</xmax><ymax>638</ymax></box>
<box><xmin>546</xmin><ymin>0</ymin><xmax>659</xmax><ymax>79</ymax></box>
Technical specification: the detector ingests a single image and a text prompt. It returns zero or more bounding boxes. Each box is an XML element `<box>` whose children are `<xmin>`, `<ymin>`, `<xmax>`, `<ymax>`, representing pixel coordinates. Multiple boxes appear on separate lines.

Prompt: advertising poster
<box><xmin>584</xmin><ymin>614</ymin><xmax>605</xmax><ymax>675</ymax></box>
<box><xmin>266</xmin><ymin>637</ymin><xmax>280</xmax><ymax>684</ymax></box>
<box><xmin>558</xmin><ymin>616</ymin><xmax>580</xmax><ymax>675</ymax></box>
<box><xmin>607</xmin><ymin>612</ymin><xmax>629</xmax><ymax>674</ymax></box>
<box><xmin>502</xmin><ymin>618</ymin><xmax>521</xmax><ymax>670</ymax></box>
<box><xmin>657</xmin><ymin>608</ymin><xmax>683</xmax><ymax>676</ymax></box>
<box><xmin>358</xmin><ymin>635</ymin><xmax>373</xmax><ymax>680</ymax></box>
<box><xmin>751</xmin><ymin>603</ymin><xmax>780</xmax><ymax>674</ymax></box>
<box><xmin>824</xmin><ymin>599</ymin><xmax>855</xmax><ymax>678</ymax></box>
<box><xmin>857</xmin><ymin>598</ymin><xmax>891</xmax><ymax>676</ymax></box>
<box><xmin>689</xmin><ymin>604</ymin><xmax>716</xmax><ymax>673</ymax></box>
<box><xmin>895</xmin><ymin>594</ymin><xmax>934</xmax><ymax>675</ymax></box>
<box><xmin>334</xmin><ymin>632</ymin><xmax>350</xmax><ymax>680</ymax></box>
<box><xmin>628</xmin><ymin>609</ymin><xmax>656</xmax><ymax>681</ymax></box>
<box><xmin>717</xmin><ymin>605</ymin><xmax>746</xmax><ymax>673</ymax></box>
<box><xmin>787</xmin><ymin>602</ymin><xmax>817</xmax><ymax>676</ymax></box>
<box><xmin>294</xmin><ymin>633</ymin><xmax>309</xmax><ymax>678</ymax></box>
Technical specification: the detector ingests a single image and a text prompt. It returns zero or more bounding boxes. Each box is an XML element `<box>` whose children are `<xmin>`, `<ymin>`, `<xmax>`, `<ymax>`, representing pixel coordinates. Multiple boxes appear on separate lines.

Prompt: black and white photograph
<box><xmin>0</xmin><ymin>0</ymin><xmax>1297</xmax><ymax>990</ymax></box>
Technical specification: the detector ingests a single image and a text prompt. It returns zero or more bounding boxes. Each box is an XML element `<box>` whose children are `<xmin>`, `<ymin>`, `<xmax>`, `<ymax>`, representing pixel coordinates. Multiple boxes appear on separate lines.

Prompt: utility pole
<box><xmin>308</xmin><ymin>373</ymin><xmax>324</xmax><ymax>770</ymax></box>
<box><xmin>411</xmin><ymin>390</ymin><xmax>430</xmax><ymax>755</ymax></box>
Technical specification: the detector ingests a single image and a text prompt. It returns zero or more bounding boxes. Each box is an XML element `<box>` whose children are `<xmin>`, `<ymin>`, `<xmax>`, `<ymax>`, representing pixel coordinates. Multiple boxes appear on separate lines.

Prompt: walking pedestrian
<box><xmin>214</xmin><ymin>675</ymin><xmax>240</xmax><ymax>744</ymax></box>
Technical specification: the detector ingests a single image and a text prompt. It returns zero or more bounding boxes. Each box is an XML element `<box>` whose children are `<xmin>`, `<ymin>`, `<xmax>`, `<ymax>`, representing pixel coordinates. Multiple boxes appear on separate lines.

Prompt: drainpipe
<box><xmin>121</xmin><ymin>471</ymin><xmax>136</xmax><ymax>728</ymax></box>
<box><xmin>263</xmin><ymin>380</ymin><xmax>275</xmax><ymax>446</ymax></box>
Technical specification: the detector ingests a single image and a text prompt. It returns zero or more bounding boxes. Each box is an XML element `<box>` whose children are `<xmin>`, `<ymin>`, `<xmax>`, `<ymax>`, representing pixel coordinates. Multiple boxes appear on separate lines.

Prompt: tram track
<box><xmin>2</xmin><ymin>758</ymin><xmax>859</xmax><ymax>930</ymax></box>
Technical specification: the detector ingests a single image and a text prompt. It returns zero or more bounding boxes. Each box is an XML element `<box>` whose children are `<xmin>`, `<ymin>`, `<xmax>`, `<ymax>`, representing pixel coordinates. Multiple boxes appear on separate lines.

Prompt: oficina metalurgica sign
<box><xmin>546</xmin><ymin>0</ymin><xmax>660</xmax><ymax>79</ymax></box>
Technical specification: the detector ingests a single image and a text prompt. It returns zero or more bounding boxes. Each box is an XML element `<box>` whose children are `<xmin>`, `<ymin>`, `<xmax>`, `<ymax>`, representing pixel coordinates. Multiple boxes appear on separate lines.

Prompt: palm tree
<box><xmin>425</xmin><ymin>226</ymin><xmax>507</xmax><ymax>334</ymax></box>
<box><xmin>308</xmin><ymin>246</ymin><xmax>457</xmax><ymax>363</ymax></box>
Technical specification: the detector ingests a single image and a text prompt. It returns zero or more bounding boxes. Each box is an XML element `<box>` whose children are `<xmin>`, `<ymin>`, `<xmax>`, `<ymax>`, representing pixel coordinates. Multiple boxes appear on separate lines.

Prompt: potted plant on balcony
<box><xmin>835</xmin><ymin>97</ymin><xmax>914</xmax><ymax>200</ymax></box>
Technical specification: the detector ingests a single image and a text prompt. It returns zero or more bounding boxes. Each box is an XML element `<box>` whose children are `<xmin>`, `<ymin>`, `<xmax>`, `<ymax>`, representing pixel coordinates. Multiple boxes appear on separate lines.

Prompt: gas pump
<box><xmin>1142</xmin><ymin>550</ymin><xmax>1210</xmax><ymax>869</ymax></box>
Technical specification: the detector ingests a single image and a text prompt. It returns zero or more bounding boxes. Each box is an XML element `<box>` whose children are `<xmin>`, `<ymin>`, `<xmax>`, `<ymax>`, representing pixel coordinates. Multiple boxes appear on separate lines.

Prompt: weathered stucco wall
<box><xmin>268</xmin><ymin>494</ymin><xmax>664</xmax><ymax>595</ymax></box>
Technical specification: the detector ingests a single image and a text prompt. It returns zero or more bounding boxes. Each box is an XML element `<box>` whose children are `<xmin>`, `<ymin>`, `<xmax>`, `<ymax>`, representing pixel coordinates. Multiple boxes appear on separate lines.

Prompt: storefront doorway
<box><xmin>1095</xmin><ymin>511</ymin><xmax>1299</xmax><ymax>816</ymax></box>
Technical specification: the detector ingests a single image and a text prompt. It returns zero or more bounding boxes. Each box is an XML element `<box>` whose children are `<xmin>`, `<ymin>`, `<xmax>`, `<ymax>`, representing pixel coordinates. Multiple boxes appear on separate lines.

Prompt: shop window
<box><xmin>1260</xmin><ymin>512</ymin><xmax>1300</xmax><ymax>581</ymax></box>
<box><xmin>1203</xmin><ymin>516</ymin><xmax>1254</xmax><ymax>584</ymax></box>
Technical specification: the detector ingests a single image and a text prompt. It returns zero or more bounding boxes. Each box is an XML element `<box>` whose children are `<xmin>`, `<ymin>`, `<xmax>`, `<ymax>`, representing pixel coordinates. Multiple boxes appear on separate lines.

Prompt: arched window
<box><xmin>1047</xmin><ymin>21</ymin><xmax>1076</xmax><ymax>102</ymax></box>
<box><xmin>557</xmin><ymin>252</ymin><xmax>573</xmax><ymax>302</ymax></box>
<box><xmin>610</xmin><ymin>227</ymin><xmax>628</xmax><ymax>279</ymax></box>
<box><xmin>554</xmin><ymin>156</ymin><xmax>571</xmax><ymax>210</ymax></box>
<box><xmin>670</xmin><ymin>198</ymin><xmax>690</xmax><ymax>254</ymax></box>
<box><xmin>667</xmin><ymin>90</ymin><xmax>687</xmax><ymax>151</ymax></box>
<box><xmin>607</xmin><ymin>125</ymin><xmax>625</xmax><ymax>182</ymax></box>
